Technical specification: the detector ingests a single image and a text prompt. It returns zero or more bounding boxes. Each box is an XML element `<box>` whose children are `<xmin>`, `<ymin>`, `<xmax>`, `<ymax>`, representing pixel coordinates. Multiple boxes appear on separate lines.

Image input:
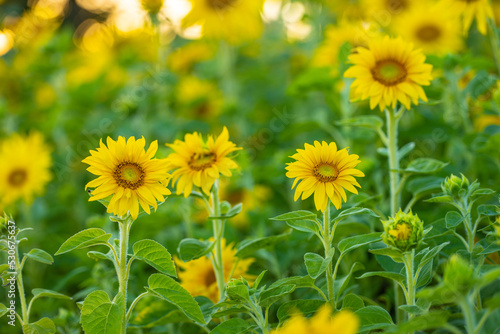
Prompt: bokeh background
<box><xmin>1</xmin><ymin>0</ymin><xmax>500</xmax><ymax>332</ymax></box>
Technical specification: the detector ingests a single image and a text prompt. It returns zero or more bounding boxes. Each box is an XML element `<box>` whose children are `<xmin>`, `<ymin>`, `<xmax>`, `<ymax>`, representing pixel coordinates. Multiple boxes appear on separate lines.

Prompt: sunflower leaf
<box><xmin>133</xmin><ymin>239</ymin><xmax>177</xmax><ymax>277</ymax></box>
<box><xmin>55</xmin><ymin>228</ymin><xmax>112</xmax><ymax>255</ymax></box>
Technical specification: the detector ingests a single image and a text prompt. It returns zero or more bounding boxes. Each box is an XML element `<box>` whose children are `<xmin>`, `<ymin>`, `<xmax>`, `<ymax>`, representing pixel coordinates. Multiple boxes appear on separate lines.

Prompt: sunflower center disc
<box><xmin>207</xmin><ymin>0</ymin><xmax>237</xmax><ymax>9</ymax></box>
<box><xmin>372</xmin><ymin>60</ymin><xmax>407</xmax><ymax>86</ymax></box>
<box><xmin>386</xmin><ymin>0</ymin><xmax>408</xmax><ymax>12</ymax></box>
<box><xmin>205</xmin><ymin>269</ymin><xmax>217</xmax><ymax>286</ymax></box>
<box><xmin>114</xmin><ymin>162</ymin><xmax>145</xmax><ymax>189</ymax></box>
<box><xmin>314</xmin><ymin>163</ymin><xmax>338</xmax><ymax>183</ymax></box>
<box><xmin>8</xmin><ymin>169</ymin><xmax>27</xmax><ymax>187</ymax></box>
<box><xmin>189</xmin><ymin>151</ymin><xmax>216</xmax><ymax>171</ymax></box>
<box><xmin>416</xmin><ymin>25</ymin><xmax>441</xmax><ymax>42</ymax></box>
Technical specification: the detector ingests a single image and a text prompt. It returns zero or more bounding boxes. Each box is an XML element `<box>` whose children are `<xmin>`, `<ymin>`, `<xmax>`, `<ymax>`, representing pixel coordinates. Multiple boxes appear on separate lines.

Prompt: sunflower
<box><xmin>285</xmin><ymin>141</ymin><xmax>364</xmax><ymax>212</ymax></box>
<box><xmin>393</xmin><ymin>2</ymin><xmax>463</xmax><ymax>55</ymax></box>
<box><xmin>182</xmin><ymin>0</ymin><xmax>265</xmax><ymax>44</ymax></box>
<box><xmin>165</xmin><ymin>127</ymin><xmax>240</xmax><ymax>197</ymax></box>
<box><xmin>442</xmin><ymin>0</ymin><xmax>494</xmax><ymax>35</ymax></box>
<box><xmin>0</xmin><ymin>132</ymin><xmax>52</xmax><ymax>207</ymax></box>
<box><xmin>312</xmin><ymin>20</ymin><xmax>378</xmax><ymax>69</ymax></box>
<box><xmin>176</xmin><ymin>76</ymin><xmax>223</xmax><ymax>120</ymax></box>
<box><xmin>271</xmin><ymin>304</ymin><xmax>359</xmax><ymax>334</ymax></box>
<box><xmin>362</xmin><ymin>0</ymin><xmax>417</xmax><ymax>18</ymax></box>
<box><xmin>82</xmin><ymin>137</ymin><xmax>171</xmax><ymax>220</ymax></box>
<box><xmin>344</xmin><ymin>36</ymin><xmax>433</xmax><ymax>111</ymax></box>
<box><xmin>175</xmin><ymin>239</ymin><xmax>254</xmax><ymax>302</ymax></box>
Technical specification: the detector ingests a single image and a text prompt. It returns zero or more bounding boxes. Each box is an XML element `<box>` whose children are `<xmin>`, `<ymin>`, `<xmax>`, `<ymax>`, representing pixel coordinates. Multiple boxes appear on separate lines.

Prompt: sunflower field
<box><xmin>1</xmin><ymin>0</ymin><xmax>500</xmax><ymax>333</ymax></box>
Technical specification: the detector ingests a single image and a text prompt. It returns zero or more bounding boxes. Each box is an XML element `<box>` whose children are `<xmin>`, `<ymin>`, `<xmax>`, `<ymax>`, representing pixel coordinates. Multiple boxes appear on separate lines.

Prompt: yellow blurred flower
<box><xmin>271</xmin><ymin>304</ymin><xmax>359</xmax><ymax>334</ymax></box>
<box><xmin>166</xmin><ymin>127</ymin><xmax>241</xmax><ymax>196</ymax></box>
<box><xmin>82</xmin><ymin>137</ymin><xmax>171</xmax><ymax>220</ymax></box>
<box><xmin>441</xmin><ymin>0</ymin><xmax>494</xmax><ymax>35</ymax></box>
<box><xmin>312</xmin><ymin>21</ymin><xmax>378</xmax><ymax>69</ymax></box>
<box><xmin>323</xmin><ymin>0</ymin><xmax>366</xmax><ymax>21</ymax></box>
<box><xmin>286</xmin><ymin>141</ymin><xmax>364</xmax><ymax>212</ymax></box>
<box><xmin>182</xmin><ymin>0</ymin><xmax>265</xmax><ymax>44</ymax></box>
<box><xmin>0</xmin><ymin>132</ymin><xmax>52</xmax><ymax>207</ymax></box>
<box><xmin>176</xmin><ymin>76</ymin><xmax>223</xmax><ymax>119</ymax></box>
<box><xmin>167</xmin><ymin>42</ymin><xmax>216</xmax><ymax>74</ymax></box>
<box><xmin>344</xmin><ymin>36</ymin><xmax>433</xmax><ymax>110</ymax></box>
<box><xmin>362</xmin><ymin>0</ymin><xmax>417</xmax><ymax>19</ymax></box>
<box><xmin>392</xmin><ymin>2</ymin><xmax>463</xmax><ymax>55</ymax></box>
<box><xmin>223</xmin><ymin>184</ymin><xmax>272</xmax><ymax>228</ymax></box>
<box><xmin>175</xmin><ymin>239</ymin><xmax>254</xmax><ymax>302</ymax></box>
<box><xmin>0</xmin><ymin>29</ymin><xmax>15</xmax><ymax>56</ymax></box>
<box><xmin>475</xmin><ymin>114</ymin><xmax>500</xmax><ymax>131</ymax></box>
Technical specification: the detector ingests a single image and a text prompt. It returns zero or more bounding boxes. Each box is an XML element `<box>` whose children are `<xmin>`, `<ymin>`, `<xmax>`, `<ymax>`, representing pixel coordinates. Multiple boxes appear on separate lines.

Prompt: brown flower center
<box><xmin>207</xmin><ymin>0</ymin><xmax>237</xmax><ymax>10</ymax></box>
<box><xmin>8</xmin><ymin>169</ymin><xmax>27</xmax><ymax>187</ymax></box>
<box><xmin>189</xmin><ymin>151</ymin><xmax>216</xmax><ymax>171</ymax></box>
<box><xmin>386</xmin><ymin>0</ymin><xmax>408</xmax><ymax>12</ymax></box>
<box><xmin>113</xmin><ymin>162</ymin><xmax>145</xmax><ymax>190</ymax></box>
<box><xmin>416</xmin><ymin>24</ymin><xmax>441</xmax><ymax>42</ymax></box>
<box><xmin>205</xmin><ymin>268</ymin><xmax>217</xmax><ymax>286</ymax></box>
<box><xmin>313</xmin><ymin>163</ymin><xmax>338</xmax><ymax>183</ymax></box>
<box><xmin>372</xmin><ymin>59</ymin><xmax>407</xmax><ymax>86</ymax></box>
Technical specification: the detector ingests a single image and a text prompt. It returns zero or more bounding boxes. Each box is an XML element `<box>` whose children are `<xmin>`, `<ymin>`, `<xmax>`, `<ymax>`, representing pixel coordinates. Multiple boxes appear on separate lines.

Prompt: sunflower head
<box><xmin>271</xmin><ymin>304</ymin><xmax>359</xmax><ymax>334</ymax></box>
<box><xmin>175</xmin><ymin>238</ymin><xmax>254</xmax><ymax>302</ymax></box>
<box><xmin>166</xmin><ymin>127</ymin><xmax>241</xmax><ymax>197</ymax></box>
<box><xmin>344</xmin><ymin>36</ymin><xmax>433</xmax><ymax>111</ymax></box>
<box><xmin>285</xmin><ymin>141</ymin><xmax>364</xmax><ymax>212</ymax></box>
<box><xmin>382</xmin><ymin>210</ymin><xmax>423</xmax><ymax>252</ymax></box>
<box><xmin>0</xmin><ymin>132</ymin><xmax>52</xmax><ymax>208</ymax></box>
<box><xmin>82</xmin><ymin>136</ymin><xmax>171</xmax><ymax>220</ymax></box>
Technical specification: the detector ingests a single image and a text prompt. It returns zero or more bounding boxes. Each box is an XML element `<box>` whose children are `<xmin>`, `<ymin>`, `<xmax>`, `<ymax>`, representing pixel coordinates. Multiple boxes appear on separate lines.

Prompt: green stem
<box><xmin>386</xmin><ymin>107</ymin><xmax>404</xmax><ymax>324</ymax></box>
<box><xmin>211</xmin><ymin>180</ymin><xmax>226</xmax><ymax>302</ymax></box>
<box><xmin>404</xmin><ymin>250</ymin><xmax>416</xmax><ymax>324</ymax></box>
<box><xmin>15</xmin><ymin>240</ymin><xmax>29</xmax><ymax>324</ymax></box>
<box><xmin>487</xmin><ymin>13</ymin><xmax>500</xmax><ymax>74</ymax></box>
<box><xmin>118</xmin><ymin>217</ymin><xmax>133</xmax><ymax>334</ymax></box>
<box><xmin>126</xmin><ymin>292</ymin><xmax>148</xmax><ymax>322</ymax></box>
<box><xmin>323</xmin><ymin>201</ymin><xmax>335</xmax><ymax>308</ymax></box>
<box><xmin>460</xmin><ymin>297</ymin><xmax>477</xmax><ymax>334</ymax></box>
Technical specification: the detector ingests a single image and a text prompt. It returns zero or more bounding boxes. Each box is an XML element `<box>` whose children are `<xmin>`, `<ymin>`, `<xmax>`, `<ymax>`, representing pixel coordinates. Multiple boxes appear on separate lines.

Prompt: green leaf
<box><xmin>402</xmin><ymin>158</ymin><xmax>448</xmax><ymax>174</ymax></box>
<box><xmin>236</xmin><ymin>232</ymin><xmax>290</xmax><ymax>258</ymax></box>
<box><xmin>211</xmin><ymin>307</ymin><xmax>249</xmax><ymax>319</ymax></box>
<box><xmin>425</xmin><ymin>195</ymin><xmax>453</xmax><ymax>203</ymax></box>
<box><xmin>147</xmin><ymin>273</ymin><xmax>206</xmax><ymax>324</ymax></box>
<box><xmin>209</xmin><ymin>203</ymin><xmax>243</xmax><ymax>220</ymax></box>
<box><xmin>417</xmin><ymin>242</ymin><xmax>450</xmax><ymax>272</ymax></box>
<box><xmin>81</xmin><ymin>291</ymin><xmax>124</xmax><ymax>334</ymax></box>
<box><xmin>387</xmin><ymin>311</ymin><xmax>450</xmax><ymax>333</ymax></box>
<box><xmin>133</xmin><ymin>239</ymin><xmax>176</xmax><ymax>277</ymax></box>
<box><xmin>342</xmin><ymin>294</ymin><xmax>365</xmax><ymax>311</ymax></box>
<box><xmin>354</xmin><ymin>305</ymin><xmax>394</xmax><ymax>332</ymax></box>
<box><xmin>25</xmin><ymin>249</ymin><xmax>54</xmax><ymax>265</ymax></box>
<box><xmin>335</xmin><ymin>262</ymin><xmax>364</xmax><ymax>299</ymax></box>
<box><xmin>226</xmin><ymin>281</ymin><xmax>250</xmax><ymax>303</ymax></box>
<box><xmin>304</xmin><ymin>249</ymin><xmax>335</xmax><ymax>279</ymax></box>
<box><xmin>128</xmin><ymin>296</ymin><xmax>190</xmax><ymax>327</ymax></box>
<box><xmin>23</xmin><ymin>318</ymin><xmax>56</xmax><ymax>334</ymax></box>
<box><xmin>269</xmin><ymin>275</ymin><xmax>315</xmax><ymax>290</ymax></box>
<box><xmin>209</xmin><ymin>318</ymin><xmax>251</xmax><ymax>334</ymax></box>
<box><xmin>253</xmin><ymin>270</ymin><xmax>267</xmax><ymax>289</ymax></box>
<box><xmin>338</xmin><ymin>232</ymin><xmax>382</xmax><ymax>254</ymax></box>
<box><xmin>398</xmin><ymin>142</ymin><xmax>415</xmax><ymax>159</ymax></box>
<box><xmin>87</xmin><ymin>250</ymin><xmax>115</xmax><ymax>262</ymax></box>
<box><xmin>259</xmin><ymin>284</ymin><xmax>296</xmax><ymax>308</ymax></box>
<box><xmin>478</xmin><ymin>204</ymin><xmax>498</xmax><ymax>217</ymax></box>
<box><xmin>479</xmin><ymin>243</ymin><xmax>500</xmax><ymax>255</ymax></box>
<box><xmin>445</xmin><ymin>211</ymin><xmax>463</xmax><ymax>228</ymax></box>
<box><xmin>335</xmin><ymin>115</ymin><xmax>384</xmax><ymax>129</ymax></box>
<box><xmin>55</xmin><ymin>228</ymin><xmax>112</xmax><ymax>255</ymax></box>
<box><xmin>472</xmin><ymin>188</ymin><xmax>495</xmax><ymax>197</ymax></box>
<box><xmin>286</xmin><ymin>219</ymin><xmax>320</xmax><ymax>235</ymax></box>
<box><xmin>334</xmin><ymin>207</ymin><xmax>379</xmax><ymax>222</ymax></box>
<box><xmin>270</xmin><ymin>210</ymin><xmax>317</xmax><ymax>221</ymax></box>
<box><xmin>177</xmin><ymin>239</ymin><xmax>214</xmax><ymax>262</ymax></box>
<box><xmin>32</xmin><ymin>288</ymin><xmax>71</xmax><ymax>301</ymax></box>
<box><xmin>277</xmin><ymin>299</ymin><xmax>325</xmax><ymax>323</ymax></box>
<box><xmin>357</xmin><ymin>272</ymin><xmax>406</xmax><ymax>288</ymax></box>
<box><xmin>406</xmin><ymin>176</ymin><xmax>444</xmax><ymax>196</ymax></box>
<box><xmin>0</xmin><ymin>303</ymin><xmax>7</xmax><ymax>318</ymax></box>
<box><xmin>370</xmin><ymin>248</ymin><xmax>404</xmax><ymax>262</ymax></box>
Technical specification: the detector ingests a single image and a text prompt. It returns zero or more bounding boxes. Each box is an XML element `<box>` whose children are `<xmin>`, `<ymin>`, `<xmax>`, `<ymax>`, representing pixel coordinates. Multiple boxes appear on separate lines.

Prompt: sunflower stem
<box><xmin>323</xmin><ymin>200</ymin><xmax>335</xmax><ymax>309</ymax></box>
<box><xmin>385</xmin><ymin>107</ymin><xmax>404</xmax><ymax>324</ymax></box>
<box><xmin>211</xmin><ymin>179</ymin><xmax>227</xmax><ymax>303</ymax></box>
<box><xmin>118</xmin><ymin>216</ymin><xmax>133</xmax><ymax>334</ymax></box>
<box><xmin>14</xmin><ymin>238</ymin><xmax>29</xmax><ymax>325</ymax></box>
<box><xmin>403</xmin><ymin>249</ymin><xmax>416</xmax><ymax>334</ymax></box>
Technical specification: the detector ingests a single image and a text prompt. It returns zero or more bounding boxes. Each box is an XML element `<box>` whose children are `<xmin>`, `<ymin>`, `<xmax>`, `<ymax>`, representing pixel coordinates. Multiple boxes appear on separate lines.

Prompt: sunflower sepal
<box><xmin>208</xmin><ymin>202</ymin><xmax>243</xmax><ymax>220</ymax></box>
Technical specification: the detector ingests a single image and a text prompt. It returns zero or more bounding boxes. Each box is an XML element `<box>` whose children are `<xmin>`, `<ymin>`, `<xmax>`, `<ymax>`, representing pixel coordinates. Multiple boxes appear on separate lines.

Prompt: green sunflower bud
<box><xmin>226</xmin><ymin>278</ymin><xmax>250</xmax><ymax>302</ymax></box>
<box><xmin>141</xmin><ymin>0</ymin><xmax>164</xmax><ymax>15</ymax></box>
<box><xmin>442</xmin><ymin>174</ymin><xmax>470</xmax><ymax>199</ymax></box>
<box><xmin>443</xmin><ymin>254</ymin><xmax>476</xmax><ymax>295</ymax></box>
<box><xmin>382</xmin><ymin>210</ymin><xmax>423</xmax><ymax>252</ymax></box>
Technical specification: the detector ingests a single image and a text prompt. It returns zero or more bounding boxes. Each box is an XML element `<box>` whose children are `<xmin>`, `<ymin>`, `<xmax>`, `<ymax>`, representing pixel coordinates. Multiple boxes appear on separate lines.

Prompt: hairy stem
<box><xmin>323</xmin><ymin>201</ymin><xmax>335</xmax><ymax>308</ymax></box>
<box><xmin>211</xmin><ymin>180</ymin><xmax>226</xmax><ymax>302</ymax></box>
<box><xmin>118</xmin><ymin>217</ymin><xmax>133</xmax><ymax>334</ymax></box>
<box><xmin>14</xmin><ymin>240</ymin><xmax>29</xmax><ymax>324</ymax></box>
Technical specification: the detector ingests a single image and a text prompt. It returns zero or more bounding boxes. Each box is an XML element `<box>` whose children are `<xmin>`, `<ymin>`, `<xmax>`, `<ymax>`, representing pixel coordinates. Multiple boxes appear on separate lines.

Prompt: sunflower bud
<box><xmin>442</xmin><ymin>174</ymin><xmax>469</xmax><ymax>199</ymax></box>
<box><xmin>140</xmin><ymin>0</ymin><xmax>164</xmax><ymax>15</ymax></box>
<box><xmin>382</xmin><ymin>210</ymin><xmax>423</xmax><ymax>252</ymax></box>
<box><xmin>443</xmin><ymin>255</ymin><xmax>476</xmax><ymax>294</ymax></box>
<box><xmin>226</xmin><ymin>278</ymin><xmax>250</xmax><ymax>302</ymax></box>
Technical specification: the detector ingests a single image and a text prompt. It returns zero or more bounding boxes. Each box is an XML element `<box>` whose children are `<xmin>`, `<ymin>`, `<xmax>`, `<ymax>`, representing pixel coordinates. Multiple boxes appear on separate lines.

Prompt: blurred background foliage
<box><xmin>0</xmin><ymin>0</ymin><xmax>499</xmax><ymax>332</ymax></box>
